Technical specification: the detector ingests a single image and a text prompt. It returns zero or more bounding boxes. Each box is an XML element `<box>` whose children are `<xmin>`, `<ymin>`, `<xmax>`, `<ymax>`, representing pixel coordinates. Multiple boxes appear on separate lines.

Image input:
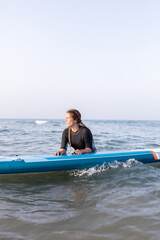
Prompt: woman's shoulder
<box><xmin>80</xmin><ymin>126</ymin><xmax>92</xmax><ymax>135</ymax></box>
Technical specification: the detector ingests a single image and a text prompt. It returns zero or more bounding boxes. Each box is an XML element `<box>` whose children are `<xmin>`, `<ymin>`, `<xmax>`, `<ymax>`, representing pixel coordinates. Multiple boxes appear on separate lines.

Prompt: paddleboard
<box><xmin>0</xmin><ymin>149</ymin><xmax>160</xmax><ymax>174</ymax></box>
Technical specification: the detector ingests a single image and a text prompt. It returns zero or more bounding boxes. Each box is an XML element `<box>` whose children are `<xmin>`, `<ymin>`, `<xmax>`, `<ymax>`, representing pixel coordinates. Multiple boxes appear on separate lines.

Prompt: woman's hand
<box><xmin>74</xmin><ymin>148</ymin><xmax>92</xmax><ymax>155</ymax></box>
<box><xmin>54</xmin><ymin>149</ymin><xmax>66</xmax><ymax>156</ymax></box>
<box><xmin>74</xmin><ymin>149</ymin><xmax>83</xmax><ymax>155</ymax></box>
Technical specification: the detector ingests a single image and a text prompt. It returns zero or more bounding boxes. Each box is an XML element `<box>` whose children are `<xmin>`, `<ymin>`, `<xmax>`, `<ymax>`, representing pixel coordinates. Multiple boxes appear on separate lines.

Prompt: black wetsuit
<box><xmin>61</xmin><ymin>126</ymin><xmax>95</xmax><ymax>151</ymax></box>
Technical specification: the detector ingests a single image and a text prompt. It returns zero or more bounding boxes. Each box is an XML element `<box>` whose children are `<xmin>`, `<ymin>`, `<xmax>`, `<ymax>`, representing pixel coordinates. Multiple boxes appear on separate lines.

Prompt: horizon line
<box><xmin>0</xmin><ymin>118</ymin><xmax>160</xmax><ymax>121</ymax></box>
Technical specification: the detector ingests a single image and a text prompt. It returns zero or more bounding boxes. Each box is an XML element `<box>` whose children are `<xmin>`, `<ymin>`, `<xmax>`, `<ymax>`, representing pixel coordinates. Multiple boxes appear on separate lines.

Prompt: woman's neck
<box><xmin>71</xmin><ymin>124</ymin><xmax>79</xmax><ymax>132</ymax></box>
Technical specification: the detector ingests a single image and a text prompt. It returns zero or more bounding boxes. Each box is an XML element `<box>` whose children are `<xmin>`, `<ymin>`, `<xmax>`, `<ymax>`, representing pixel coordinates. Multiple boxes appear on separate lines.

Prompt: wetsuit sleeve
<box><xmin>61</xmin><ymin>129</ymin><xmax>68</xmax><ymax>150</ymax></box>
<box><xmin>83</xmin><ymin>128</ymin><xmax>93</xmax><ymax>149</ymax></box>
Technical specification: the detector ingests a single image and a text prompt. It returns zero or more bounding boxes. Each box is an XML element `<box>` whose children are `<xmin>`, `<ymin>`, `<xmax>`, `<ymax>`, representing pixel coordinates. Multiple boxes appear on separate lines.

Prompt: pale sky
<box><xmin>0</xmin><ymin>0</ymin><xmax>160</xmax><ymax>120</ymax></box>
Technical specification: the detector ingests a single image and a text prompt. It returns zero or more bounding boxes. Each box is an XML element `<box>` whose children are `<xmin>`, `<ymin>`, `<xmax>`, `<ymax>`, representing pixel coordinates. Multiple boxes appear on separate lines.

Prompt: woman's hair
<box><xmin>66</xmin><ymin>109</ymin><xmax>88</xmax><ymax>148</ymax></box>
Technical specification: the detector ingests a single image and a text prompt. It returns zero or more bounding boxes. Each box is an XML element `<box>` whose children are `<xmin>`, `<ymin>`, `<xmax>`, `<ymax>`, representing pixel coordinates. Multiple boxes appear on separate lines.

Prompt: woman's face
<box><xmin>65</xmin><ymin>113</ymin><xmax>77</xmax><ymax>128</ymax></box>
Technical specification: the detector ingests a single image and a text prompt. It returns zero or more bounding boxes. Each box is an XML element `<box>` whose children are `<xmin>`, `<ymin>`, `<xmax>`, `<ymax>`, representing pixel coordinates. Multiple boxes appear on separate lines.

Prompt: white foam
<box><xmin>70</xmin><ymin>159</ymin><xmax>138</xmax><ymax>177</ymax></box>
<box><xmin>70</xmin><ymin>164</ymin><xmax>109</xmax><ymax>177</ymax></box>
<box><xmin>35</xmin><ymin>120</ymin><xmax>48</xmax><ymax>125</ymax></box>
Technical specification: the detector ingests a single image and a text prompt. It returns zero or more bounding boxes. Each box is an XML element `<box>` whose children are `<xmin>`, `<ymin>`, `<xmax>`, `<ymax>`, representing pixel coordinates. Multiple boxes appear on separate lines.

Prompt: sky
<box><xmin>0</xmin><ymin>0</ymin><xmax>160</xmax><ymax>120</ymax></box>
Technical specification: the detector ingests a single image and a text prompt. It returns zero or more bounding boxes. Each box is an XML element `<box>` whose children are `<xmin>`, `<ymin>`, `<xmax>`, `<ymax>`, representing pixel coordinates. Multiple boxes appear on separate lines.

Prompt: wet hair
<box><xmin>66</xmin><ymin>109</ymin><xmax>88</xmax><ymax>148</ymax></box>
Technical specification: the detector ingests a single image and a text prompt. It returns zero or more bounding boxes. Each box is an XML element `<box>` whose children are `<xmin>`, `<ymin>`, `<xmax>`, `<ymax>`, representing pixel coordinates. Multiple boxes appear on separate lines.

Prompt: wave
<box><xmin>35</xmin><ymin>120</ymin><xmax>49</xmax><ymax>125</ymax></box>
<box><xmin>0</xmin><ymin>129</ymin><xmax>9</xmax><ymax>133</ymax></box>
<box><xmin>69</xmin><ymin>159</ymin><xmax>138</xmax><ymax>177</ymax></box>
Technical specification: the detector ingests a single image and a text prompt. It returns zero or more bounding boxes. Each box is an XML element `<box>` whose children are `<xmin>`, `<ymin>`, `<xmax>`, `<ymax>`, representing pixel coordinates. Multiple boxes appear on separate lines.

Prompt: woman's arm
<box><xmin>54</xmin><ymin>129</ymin><xmax>68</xmax><ymax>156</ymax></box>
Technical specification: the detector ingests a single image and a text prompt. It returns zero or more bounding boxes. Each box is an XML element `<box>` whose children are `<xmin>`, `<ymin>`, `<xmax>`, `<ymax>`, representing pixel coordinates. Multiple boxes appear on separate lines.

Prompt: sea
<box><xmin>0</xmin><ymin>119</ymin><xmax>160</xmax><ymax>240</ymax></box>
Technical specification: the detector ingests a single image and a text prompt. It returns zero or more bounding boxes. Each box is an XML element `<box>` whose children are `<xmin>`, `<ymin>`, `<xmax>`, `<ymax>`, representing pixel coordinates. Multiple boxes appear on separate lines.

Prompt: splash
<box><xmin>70</xmin><ymin>159</ymin><xmax>138</xmax><ymax>177</ymax></box>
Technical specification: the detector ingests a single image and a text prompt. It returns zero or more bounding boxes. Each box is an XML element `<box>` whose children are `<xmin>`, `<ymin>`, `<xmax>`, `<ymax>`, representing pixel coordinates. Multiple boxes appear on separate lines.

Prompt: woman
<box><xmin>55</xmin><ymin>109</ymin><xmax>96</xmax><ymax>155</ymax></box>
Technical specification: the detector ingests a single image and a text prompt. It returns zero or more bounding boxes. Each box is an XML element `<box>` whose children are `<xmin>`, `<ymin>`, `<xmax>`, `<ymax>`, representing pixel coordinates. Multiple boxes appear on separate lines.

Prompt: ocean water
<box><xmin>0</xmin><ymin>119</ymin><xmax>160</xmax><ymax>240</ymax></box>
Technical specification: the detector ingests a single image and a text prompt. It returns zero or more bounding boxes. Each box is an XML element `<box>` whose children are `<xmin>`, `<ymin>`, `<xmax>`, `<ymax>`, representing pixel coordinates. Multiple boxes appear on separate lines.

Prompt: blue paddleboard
<box><xmin>0</xmin><ymin>149</ymin><xmax>160</xmax><ymax>174</ymax></box>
